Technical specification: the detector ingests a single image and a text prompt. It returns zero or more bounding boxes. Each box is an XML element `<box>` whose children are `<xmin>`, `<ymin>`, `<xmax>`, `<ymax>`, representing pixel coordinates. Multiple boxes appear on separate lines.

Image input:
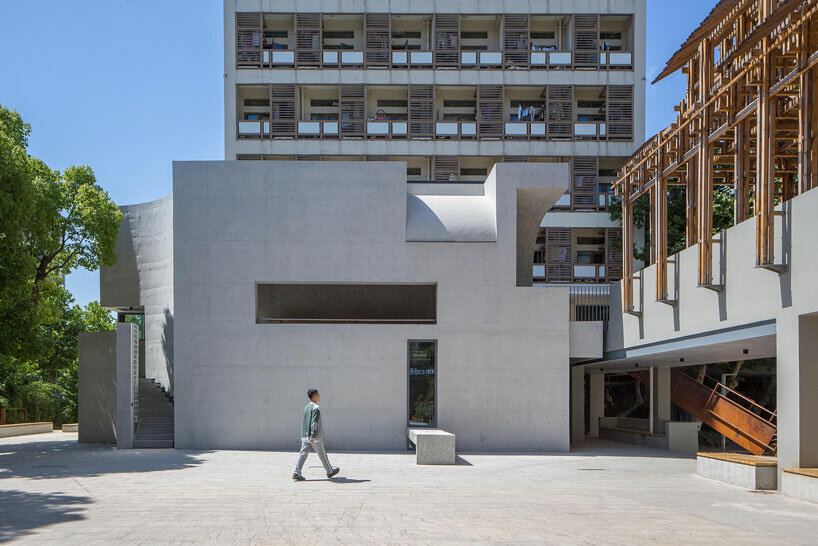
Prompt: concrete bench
<box><xmin>697</xmin><ymin>452</ymin><xmax>777</xmax><ymax>490</ymax></box>
<box><xmin>408</xmin><ymin>428</ymin><xmax>456</xmax><ymax>465</ymax></box>
<box><xmin>782</xmin><ymin>468</ymin><xmax>818</xmax><ymax>503</ymax></box>
<box><xmin>62</xmin><ymin>423</ymin><xmax>79</xmax><ymax>433</ymax></box>
<box><xmin>599</xmin><ymin>418</ymin><xmax>698</xmax><ymax>456</ymax></box>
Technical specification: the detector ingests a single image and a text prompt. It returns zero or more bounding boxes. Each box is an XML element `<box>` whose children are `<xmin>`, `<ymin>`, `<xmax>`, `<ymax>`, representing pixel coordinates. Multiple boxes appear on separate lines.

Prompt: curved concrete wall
<box><xmin>101</xmin><ymin>195</ymin><xmax>174</xmax><ymax>392</ymax></box>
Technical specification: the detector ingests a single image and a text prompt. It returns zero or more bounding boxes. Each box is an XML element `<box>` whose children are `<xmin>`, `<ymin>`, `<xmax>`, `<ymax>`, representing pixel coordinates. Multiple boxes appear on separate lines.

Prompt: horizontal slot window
<box><xmin>377</xmin><ymin>100</ymin><xmax>408</xmax><ymax>108</ymax></box>
<box><xmin>323</xmin><ymin>31</ymin><xmax>354</xmax><ymax>39</ymax></box>
<box><xmin>257</xmin><ymin>283</ymin><xmax>437</xmax><ymax>324</ymax></box>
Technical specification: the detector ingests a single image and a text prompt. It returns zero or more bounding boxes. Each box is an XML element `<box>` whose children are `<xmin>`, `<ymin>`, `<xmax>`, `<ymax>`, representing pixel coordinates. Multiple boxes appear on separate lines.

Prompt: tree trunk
<box><xmin>695</xmin><ymin>365</ymin><xmax>708</xmax><ymax>384</ymax></box>
<box><xmin>726</xmin><ymin>360</ymin><xmax>745</xmax><ymax>390</ymax></box>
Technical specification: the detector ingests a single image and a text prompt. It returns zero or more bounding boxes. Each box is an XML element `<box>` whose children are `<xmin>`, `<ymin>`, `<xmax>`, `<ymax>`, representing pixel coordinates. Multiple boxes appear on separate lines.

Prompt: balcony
<box><xmin>237</xmin><ymin>13</ymin><xmax>635</xmax><ymax>71</ymax></box>
<box><xmin>236</xmin><ymin>84</ymin><xmax>632</xmax><ymax>143</ymax></box>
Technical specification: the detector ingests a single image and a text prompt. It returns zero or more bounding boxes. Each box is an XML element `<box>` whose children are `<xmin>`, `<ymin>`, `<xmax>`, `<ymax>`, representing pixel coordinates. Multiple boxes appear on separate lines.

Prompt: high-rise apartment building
<box><xmin>224</xmin><ymin>0</ymin><xmax>646</xmax><ymax>284</ymax></box>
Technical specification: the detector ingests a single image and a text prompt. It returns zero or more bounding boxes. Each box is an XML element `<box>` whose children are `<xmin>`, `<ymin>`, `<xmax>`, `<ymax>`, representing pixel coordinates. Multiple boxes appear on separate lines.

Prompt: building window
<box><xmin>323</xmin><ymin>30</ymin><xmax>354</xmax><ymax>39</ymax></box>
<box><xmin>407</xmin><ymin>167</ymin><xmax>422</xmax><ymax>176</ymax></box>
<box><xmin>408</xmin><ymin>340</ymin><xmax>436</xmax><ymax>428</ymax></box>
<box><xmin>256</xmin><ymin>283</ymin><xmax>437</xmax><ymax>324</ymax></box>
<box><xmin>460</xmin><ymin>168</ymin><xmax>487</xmax><ymax>176</ymax></box>
<box><xmin>119</xmin><ymin>313</ymin><xmax>145</xmax><ymax>341</ymax></box>
<box><xmin>377</xmin><ymin>100</ymin><xmax>408</xmax><ymax>108</ymax></box>
<box><xmin>460</xmin><ymin>31</ymin><xmax>488</xmax><ymax>39</ymax></box>
<box><xmin>530</xmin><ymin>31</ymin><xmax>556</xmax><ymax>40</ymax></box>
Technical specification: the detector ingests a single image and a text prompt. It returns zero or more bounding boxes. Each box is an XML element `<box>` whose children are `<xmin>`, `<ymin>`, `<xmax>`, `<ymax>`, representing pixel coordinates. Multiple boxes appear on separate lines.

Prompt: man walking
<box><xmin>293</xmin><ymin>389</ymin><xmax>340</xmax><ymax>481</ymax></box>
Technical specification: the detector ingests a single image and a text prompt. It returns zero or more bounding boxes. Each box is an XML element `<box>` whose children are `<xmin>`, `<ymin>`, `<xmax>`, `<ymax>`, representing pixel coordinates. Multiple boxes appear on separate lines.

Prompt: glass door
<box><xmin>407</xmin><ymin>340</ymin><xmax>436</xmax><ymax>427</ymax></box>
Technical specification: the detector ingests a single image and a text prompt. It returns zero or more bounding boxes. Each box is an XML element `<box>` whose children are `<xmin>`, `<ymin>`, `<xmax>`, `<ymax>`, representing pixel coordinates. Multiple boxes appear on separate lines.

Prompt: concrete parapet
<box><xmin>0</xmin><ymin>422</ymin><xmax>53</xmax><ymax>438</ymax></box>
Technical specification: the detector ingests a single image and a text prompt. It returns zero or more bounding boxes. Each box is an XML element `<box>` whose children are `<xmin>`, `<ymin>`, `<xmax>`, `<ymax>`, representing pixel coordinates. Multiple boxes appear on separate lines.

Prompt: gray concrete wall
<box><xmin>173</xmin><ymin>160</ymin><xmax>571</xmax><ymax>451</ymax></box>
<box><xmin>101</xmin><ymin>195</ymin><xmax>174</xmax><ymax>393</ymax></box>
<box><xmin>78</xmin><ymin>332</ymin><xmax>117</xmax><ymax>444</ymax></box>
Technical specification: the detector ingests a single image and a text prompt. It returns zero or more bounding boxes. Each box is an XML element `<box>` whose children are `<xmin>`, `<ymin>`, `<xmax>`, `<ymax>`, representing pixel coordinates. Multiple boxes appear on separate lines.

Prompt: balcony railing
<box><xmin>504</xmin><ymin>121</ymin><xmax>547</xmax><ymax>137</ymax></box>
<box><xmin>321</xmin><ymin>50</ymin><xmax>365</xmax><ymax>66</ymax></box>
<box><xmin>391</xmin><ymin>50</ymin><xmax>433</xmax><ymax>66</ymax></box>
<box><xmin>435</xmin><ymin>121</ymin><xmax>477</xmax><ymax>138</ymax></box>
<box><xmin>249</xmin><ymin>49</ymin><xmax>634</xmax><ymax>70</ymax></box>
<box><xmin>365</xmin><ymin>120</ymin><xmax>408</xmax><ymax>138</ymax></box>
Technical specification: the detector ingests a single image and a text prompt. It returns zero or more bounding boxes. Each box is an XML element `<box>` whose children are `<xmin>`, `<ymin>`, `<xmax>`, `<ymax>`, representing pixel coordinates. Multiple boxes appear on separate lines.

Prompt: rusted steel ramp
<box><xmin>632</xmin><ymin>370</ymin><xmax>777</xmax><ymax>456</ymax></box>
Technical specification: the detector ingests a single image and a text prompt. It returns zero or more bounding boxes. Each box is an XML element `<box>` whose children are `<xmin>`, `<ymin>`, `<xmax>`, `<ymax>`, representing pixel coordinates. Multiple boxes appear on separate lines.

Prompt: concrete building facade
<box><xmin>224</xmin><ymin>0</ymin><xmax>647</xmax><ymax>285</ymax></box>
<box><xmin>95</xmin><ymin>160</ymin><xmax>599</xmax><ymax>451</ymax></box>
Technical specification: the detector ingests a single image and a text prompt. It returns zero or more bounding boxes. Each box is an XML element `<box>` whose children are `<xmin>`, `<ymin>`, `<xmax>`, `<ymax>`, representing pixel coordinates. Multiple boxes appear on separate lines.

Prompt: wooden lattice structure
<box><xmin>614</xmin><ymin>0</ymin><xmax>818</xmax><ymax>313</ymax></box>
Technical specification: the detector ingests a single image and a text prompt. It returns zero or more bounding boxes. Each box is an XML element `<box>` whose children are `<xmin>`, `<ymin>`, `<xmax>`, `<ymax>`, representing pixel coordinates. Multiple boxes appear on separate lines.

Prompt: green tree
<box><xmin>609</xmin><ymin>185</ymin><xmax>735</xmax><ymax>264</ymax></box>
<box><xmin>0</xmin><ymin>104</ymin><xmax>121</xmax><ymax>360</ymax></box>
<box><xmin>0</xmin><ymin>103</ymin><xmax>122</xmax><ymax>425</ymax></box>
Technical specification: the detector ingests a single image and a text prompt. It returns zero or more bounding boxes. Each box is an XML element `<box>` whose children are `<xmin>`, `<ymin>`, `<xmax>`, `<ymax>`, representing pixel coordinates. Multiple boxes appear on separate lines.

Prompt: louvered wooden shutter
<box><xmin>478</xmin><ymin>85</ymin><xmax>503</xmax><ymax>137</ymax></box>
<box><xmin>546</xmin><ymin>228</ymin><xmax>573</xmax><ymax>282</ymax></box>
<box><xmin>502</xmin><ymin>156</ymin><xmax>529</xmax><ymax>162</ymax></box>
<box><xmin>433</xmin><ymin>156</ymin><xmax>459</xmax><ymax>181</ymax></box>
<box><xmin>573</xmin><ymin>15</ymin><xmax>599</xmax><ymax>68</ymax></box>
<box><xmin>547</xmin><ymin>86</ymin><xmax>573</xmax><ymax>139</ymax></box>
<box><xmin>607</xmin><ymin>86</ymin><xmax>633</xmax><ymax>141</ymax></box>
<box><xmin>434</xmin><ymin>14</ymin><xmax>460</xmax><ymax>67</ymax></box>
<box><xmin>365</xmin><ymin>14</ymin><xmax>390</xmax><ymax>66</ymax></box>
<box><xmin>409</xmin><ymin>85</ymin><xmax>434</xmax><ymax>138</ymax></box>
<box><xmin>339</xmin><ymin>84</ymin><xmax>365</xmax><ymax>137</ymax></box>
<box><xmin>236</xmin><ymin>13</ymin><xmax>262</xmax><ymax>68</ymax></box>
<box><xmin>606</xmin><ymin>228</ymin><xmax>623</xmax><ymax>281</ymax></box>
<box><xmin>270</xmin><ymin>84</ymin><xmax>296</xmax><ymax>137</ymax></box>
<box><xmin>504</xmin><ymin>15</ymin><xmax>529</xmax><ymax>68</ymax></box>
<box><xmin>296</xmin><ymin>13</ymin><xmax>321</xmax><ymax>66</ymax></box>
<box><xmin>572</xmin><ymin>157</ymin><xmax>598</xmax><ymax>211</ymax></box>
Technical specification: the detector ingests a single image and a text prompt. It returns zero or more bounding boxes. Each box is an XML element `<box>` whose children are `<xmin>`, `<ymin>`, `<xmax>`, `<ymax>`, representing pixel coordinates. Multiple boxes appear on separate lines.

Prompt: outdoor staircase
<box><xmin>134</xmin><ymin>378</ymin><xmax>174</xmax><ymax>448</ymax></box>
<box><xmin>632</xmin><ymin>370</ymin><xmax>777</xmax><ymax>456</ymax></box>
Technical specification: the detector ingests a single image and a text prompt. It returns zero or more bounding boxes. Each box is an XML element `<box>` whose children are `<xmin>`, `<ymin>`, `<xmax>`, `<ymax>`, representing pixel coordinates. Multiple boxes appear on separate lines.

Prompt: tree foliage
<box><xmin>609</xmin><ymin>185</ymin><xmax>736</xmax><ymax>265</ymax></box>
<box><xmin>0</xmin><ymin>104</ymin><xmax>122</xmax><ymax>425</ymax></box>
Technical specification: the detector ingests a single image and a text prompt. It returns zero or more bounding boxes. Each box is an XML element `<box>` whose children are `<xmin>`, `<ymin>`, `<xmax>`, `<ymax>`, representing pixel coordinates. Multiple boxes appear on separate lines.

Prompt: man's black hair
<box><xmin>307</xmin><ymin>389</ymin><xmax>319</xmax><ymax>400</ymax></box>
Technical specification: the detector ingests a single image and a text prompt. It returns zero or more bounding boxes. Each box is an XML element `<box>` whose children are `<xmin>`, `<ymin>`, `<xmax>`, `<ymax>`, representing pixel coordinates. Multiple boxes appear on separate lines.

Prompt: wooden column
<box><xmin>756</xmin><ymin>38</ymin><xmax>775</xmax><ymax>267</ymax></box>
<box><xmin>696</xmin><ymin>42</ymin><xmax>714</xmax><ymax>286</ymax></box>
<box><xmin>654</xmin><ymin>174</ymin><xmax>669</xmax><ymax>302</ymax></box>
<box><xmin>622</xmin><ymin>190</ymin><xmax>634</xmax><ymax>313</ymax></box>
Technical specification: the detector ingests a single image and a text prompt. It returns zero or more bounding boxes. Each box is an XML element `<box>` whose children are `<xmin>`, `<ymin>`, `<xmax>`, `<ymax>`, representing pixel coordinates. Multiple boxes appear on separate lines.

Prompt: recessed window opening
<box><xmin>256</xmin><ymin>283</ymin><xmax>437</xmax><ymax>324</ymax></box>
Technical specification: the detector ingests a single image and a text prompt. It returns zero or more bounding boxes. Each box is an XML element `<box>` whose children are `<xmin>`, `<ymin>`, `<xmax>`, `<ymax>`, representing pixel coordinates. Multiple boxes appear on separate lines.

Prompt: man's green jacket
<box><xmin>301</xmin><ymin>401</ymin><xmax>322</xmax><ymax>440</ymax></box>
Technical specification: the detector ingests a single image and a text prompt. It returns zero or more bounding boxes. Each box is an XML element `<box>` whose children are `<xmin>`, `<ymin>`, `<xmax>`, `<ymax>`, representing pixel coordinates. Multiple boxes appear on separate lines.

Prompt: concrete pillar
<box><xmin>652</xmin><ymin>367</ymin><xmax>671</xmax><ymax>434</ymax></box>
<box><xmin>589</xmin><ymin>371</ymin><xmax>605</xmax><ymax>437</ymax></box>
<box><xmin>116</xmin><ymin>323</ymin><xmax>138</xmax><ymax>449</ymax></box>
<box><xmin>776</xmin><ymin>312</ymin><xmax>818</xmax><ymax>476</ymax></box>
<box><xmin>571</xmin><ymin>366</ymin><xmax>585</xmax><ymax>445</ymax></box>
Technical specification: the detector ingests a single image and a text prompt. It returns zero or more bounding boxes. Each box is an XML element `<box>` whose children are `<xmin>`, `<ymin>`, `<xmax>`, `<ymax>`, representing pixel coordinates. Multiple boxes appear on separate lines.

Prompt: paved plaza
<box><xmin>1</xmin><ymin>433</ymin><xmax>817</xmax><ymax>544</ymax></box>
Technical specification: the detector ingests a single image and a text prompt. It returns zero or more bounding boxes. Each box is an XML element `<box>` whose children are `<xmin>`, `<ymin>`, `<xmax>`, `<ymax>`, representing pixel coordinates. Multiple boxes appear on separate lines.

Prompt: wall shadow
<box><xmin>0</xmin><ymin>489</ymin><xmax>91</xmax><ymax>542</ymax></box>
<box><xmin>779</xmin><ymin>201</ymin><xmax>793</xmax><ymax>308</ymax></box>
<box><xmin>0</xmin><ymin>438</ymin><xmax>209</xmax><ymax>481</ymax></box>
<box><xmin>161</xmin><ymin>306</ymin><xmax>174</xmax><ymax>393</ymax></box>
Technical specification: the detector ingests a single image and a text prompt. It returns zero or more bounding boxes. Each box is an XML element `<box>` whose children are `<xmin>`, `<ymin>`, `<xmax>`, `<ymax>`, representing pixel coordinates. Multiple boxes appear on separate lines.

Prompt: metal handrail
<box><xmin>701</xmin><ymin>374</ymin><xmax>777</xmax><ymax>424</ymax></box>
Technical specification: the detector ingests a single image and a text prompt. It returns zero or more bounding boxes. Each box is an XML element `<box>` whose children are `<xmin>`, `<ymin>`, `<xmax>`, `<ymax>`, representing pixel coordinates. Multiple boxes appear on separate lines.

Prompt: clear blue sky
<box><xmin>0</xmin><ymin>1</ymin><xmax>713</xmax><ymax>307</ymax></box>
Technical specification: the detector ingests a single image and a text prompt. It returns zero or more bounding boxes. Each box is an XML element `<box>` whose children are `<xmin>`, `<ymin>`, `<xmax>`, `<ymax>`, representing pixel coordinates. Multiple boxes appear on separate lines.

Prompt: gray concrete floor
<box><xmin>1</xmin><ymin>432</ymin><xmax>816</xmax><ymax>544</ymax></box>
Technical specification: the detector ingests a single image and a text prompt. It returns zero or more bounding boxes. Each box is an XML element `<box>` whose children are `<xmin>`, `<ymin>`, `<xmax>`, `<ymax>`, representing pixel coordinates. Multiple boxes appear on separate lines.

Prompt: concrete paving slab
<box><xmin>1</xmin><ymin>433</ymin><xmax>817</xmax><ymax>544</ymax></box>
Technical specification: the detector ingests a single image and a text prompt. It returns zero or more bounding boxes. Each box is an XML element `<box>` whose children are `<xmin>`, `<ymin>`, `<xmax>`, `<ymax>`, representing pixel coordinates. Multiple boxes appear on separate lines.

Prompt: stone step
<box><xmin>133</xmin><ymin>439</ymin><xmax>173</xmax><ymax>449</ymax></box>
<box><xmin>136</xmin><ymin>434</ymin><xmax>174</xmax><ymax>441</ymax></box>
<box><xmin>138</xmin><ymin>424</ymin><xmax>174</xmax><ymax>432</ymax></box>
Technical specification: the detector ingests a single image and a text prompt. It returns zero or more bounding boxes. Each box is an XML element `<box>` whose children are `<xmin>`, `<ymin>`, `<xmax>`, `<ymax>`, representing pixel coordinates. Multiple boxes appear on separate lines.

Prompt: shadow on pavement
<box><xmin>0</xmin><ymin>489</ymin><xmax>91</xmax><ymax>542</ymax></box>
<box><xmin>0</xmin><ymin>438</ymin><xmax>211</xmax><ymax>480</ymax></box>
